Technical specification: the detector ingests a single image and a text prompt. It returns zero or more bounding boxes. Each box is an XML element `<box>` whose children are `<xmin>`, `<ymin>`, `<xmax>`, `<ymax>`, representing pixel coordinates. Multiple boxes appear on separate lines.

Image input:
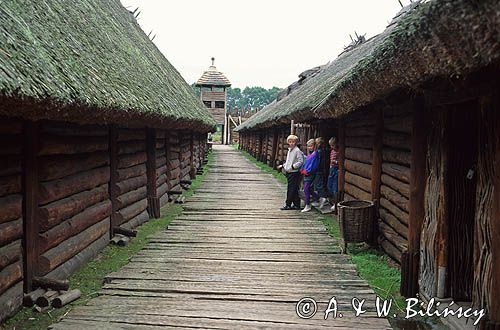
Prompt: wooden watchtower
<box><xmin>195</xmin><ymin>58</ymin><xmax>231</xmax><ymax>144</ymax></box>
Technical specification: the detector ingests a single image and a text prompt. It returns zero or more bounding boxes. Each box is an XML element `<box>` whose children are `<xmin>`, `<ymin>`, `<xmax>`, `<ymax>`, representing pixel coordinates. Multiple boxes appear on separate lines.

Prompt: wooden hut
<box><xmin>236</xmin><ymin>0</ymin><xmax>500</xmax><ymax>328</ymax></box>
<box><xmin>0</xmin><ymin>0</ymin><xmax>214</xmax><ymax>322</ymax></box>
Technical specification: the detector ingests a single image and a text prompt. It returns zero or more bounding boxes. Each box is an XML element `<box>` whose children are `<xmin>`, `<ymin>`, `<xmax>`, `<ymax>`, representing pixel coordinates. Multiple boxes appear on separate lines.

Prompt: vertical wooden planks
<box><xmin>22</xmin><ymin>121</ymin><xmax>39</xmax><ymax>292</ymax></box>
<box><xmin>146</xmin><ymin>128</ymin><xmax>159</xmax><ymax>219</ymax></box>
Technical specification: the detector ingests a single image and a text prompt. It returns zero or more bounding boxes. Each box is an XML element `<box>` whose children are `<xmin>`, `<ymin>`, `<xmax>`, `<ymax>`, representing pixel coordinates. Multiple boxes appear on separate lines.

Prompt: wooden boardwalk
<box><xmin>50</xmin><ymin>145</ymin><xmax>390</xmax><ymax>329</ymax></box>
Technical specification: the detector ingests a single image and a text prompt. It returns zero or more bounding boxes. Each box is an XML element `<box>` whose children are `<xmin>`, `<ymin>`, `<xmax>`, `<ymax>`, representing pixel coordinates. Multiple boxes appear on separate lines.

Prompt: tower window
<box><xmin>203</xmin><ymin>101</ymin><xmax>211</xmax><ymax>108</ymax></box>
<box><xmin>215</xmin><ymin>101</ymin><xmax>225</xmax><ymax>109</ymax></box>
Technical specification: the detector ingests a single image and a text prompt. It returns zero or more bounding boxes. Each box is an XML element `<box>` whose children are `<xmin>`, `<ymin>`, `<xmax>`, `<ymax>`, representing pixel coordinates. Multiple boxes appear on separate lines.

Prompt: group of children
<box><xmin>277</xmin><ymin>134</ymin><xmax>339</xmax><ymax>212</ymax></box>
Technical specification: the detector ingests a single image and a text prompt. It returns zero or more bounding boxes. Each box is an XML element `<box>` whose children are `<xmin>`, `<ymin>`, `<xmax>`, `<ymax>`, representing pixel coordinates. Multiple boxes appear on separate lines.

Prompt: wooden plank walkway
<box><xmin>50</xmin><ymin>145</ymin><xmax>391</xmax><ymax>329</ymax></box>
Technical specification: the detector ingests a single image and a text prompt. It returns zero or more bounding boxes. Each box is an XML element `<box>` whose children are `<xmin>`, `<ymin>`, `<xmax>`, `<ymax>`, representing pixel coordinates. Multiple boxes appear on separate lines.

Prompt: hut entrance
<box><xmin>445</xmin><ymin>100</ymin><xmax>478</xmax><ymax>302</ymax></box>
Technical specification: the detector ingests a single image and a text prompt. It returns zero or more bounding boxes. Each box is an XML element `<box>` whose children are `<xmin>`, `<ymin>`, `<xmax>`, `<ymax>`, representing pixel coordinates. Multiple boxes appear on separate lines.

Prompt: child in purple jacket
<box><xmin>300</xmin><ymin>139</ymin><xmax>319</xmax><ymax>212</ymax></box>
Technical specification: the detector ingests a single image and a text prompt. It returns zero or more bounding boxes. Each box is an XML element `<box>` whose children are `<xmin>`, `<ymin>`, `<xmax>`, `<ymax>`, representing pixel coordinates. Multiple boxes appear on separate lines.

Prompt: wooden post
<box><xmin>146</xmin><ymin>128</ymin><xmax>160</xmax><ymax>219</ymax></box>
<box><xmin>488</xmin><ymin>96</ymin><xmax>500</xmax><ymax>326</ymax></box>
<box><xmin>435</xmin><ymin>109</ymin><xmax>448</xmax><ymax>299</ymax></box>
<box><xmin>290</xmin><ymin>120</ymin><xmax>295</xmax><ymax>135</ymax></box>
<box><xmin>401</xmin><ymin>98</ymin><xmax>428</xmax><ymax>297</ymax></box>
<box><xmin>338</xmin><ymin>120</ymin><xmax>346</xmax><ymax>201</ymax></box>
<box><xmin>22</xmin><ymin>121</ymin><xmax>40</xmax><ymax>292</ymax></box>
<box><xmin>189</xmin><ymin>131</ymin><xmax>195</xmax><ymax>179</ymax></box>
<box><xmin>109</xmin><ymin>126</ymin><xmax>119</xmax><ymax>236</ymax></box>
<box><xmin>370</xmin><ymin>108</ymin><xmax>383</xmax><ymax>246</ymax></box>
<box><xmin>271</xmin><ymin>130</ymin><xmax>279</xmax><ymax>169</ymax></box>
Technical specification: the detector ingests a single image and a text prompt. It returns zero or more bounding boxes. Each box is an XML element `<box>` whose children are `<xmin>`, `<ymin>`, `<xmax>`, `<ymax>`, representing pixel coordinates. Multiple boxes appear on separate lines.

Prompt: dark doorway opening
<box><xmin>445</xmin><ymin>100</ymin><xmax>478</xmax><ymax>301</ymax></box>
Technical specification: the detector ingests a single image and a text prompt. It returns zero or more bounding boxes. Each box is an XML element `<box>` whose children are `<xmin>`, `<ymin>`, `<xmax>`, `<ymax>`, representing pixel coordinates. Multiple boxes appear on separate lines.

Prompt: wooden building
<box><xmin>195</xmin><ymin>58</ymin><xmax>232</xmax><ymax>144</ymax></box>
<box><xmin>0</xmin><ymin>0</ymin><xmax>214</xmax><ymax>322</ymax></box>
<box><xmin>237</xmin><ymin>0</ymin><xmax>500</xmax><ymax>328</ymax></box>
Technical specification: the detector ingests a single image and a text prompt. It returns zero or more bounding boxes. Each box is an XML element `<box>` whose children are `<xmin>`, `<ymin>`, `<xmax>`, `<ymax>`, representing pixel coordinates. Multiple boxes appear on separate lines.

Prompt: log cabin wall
<box><xmin>378</xmin><ymin>105</ymin><xmax>412</xmax><ymax>264</ymax></box>
<box><xmin>112</xmin><ymin>128</ymin><xmax>149</xmax><ymax>231</ymax></box>
<box><xmin>179</xmin><ymin>131</ymin><xmax>192</xmax><ymax>185</ymax></box>
<box><xmin>0</xmin><ymin>117</ymin><xmax>24</xmax><ymax>321</ymax></box>
<box><xmin>156</xmin><ymin>130</ymin><xmax>169</xmax><ymax>208</ymax></box>
<box><xmin>38</xmin><ymin>122</ymin><xmax>111</xmax><ymax>279</ymax></box>
<box><xmin>342</xmin><ymin>111</ymin><xmax>375</xmax><ymax>202</ymax></box>
<box><xmin>265</xmin><ymin>130</ymin><xmax>273</xmax><ymax>166</ymax></box>
<box><xmin>167</xmin><ymin>131</ymin><xmax>182</xmax><ymax>194</ymax></box>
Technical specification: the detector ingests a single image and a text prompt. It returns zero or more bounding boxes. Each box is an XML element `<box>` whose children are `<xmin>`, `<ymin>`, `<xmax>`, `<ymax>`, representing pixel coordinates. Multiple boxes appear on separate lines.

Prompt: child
<box><xmin>311</xmin><ymin>137</ymin><xmax>328</xmax><ymax>209</ymax></box>
<box><xmin>277</xmin><ymin>135</ymin><xmax>304</xmax><ymax>210</ymax></box>
<box><xmin>300</xmin><ymin>139</ymin><xmax>319</xmax><ymax>212</ymax></box>
<box><xmin>328</xmin><ymin>137</ymin><xmax>340</xmax><ymax>211</ymax></box>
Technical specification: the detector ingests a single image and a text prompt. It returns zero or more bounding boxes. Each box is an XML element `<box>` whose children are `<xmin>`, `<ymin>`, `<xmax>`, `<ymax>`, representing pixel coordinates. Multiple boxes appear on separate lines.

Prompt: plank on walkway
<box><xmin>51</xmin><ymin>145</ymin><xmax>391</xmax><ymax>329</ymax></box>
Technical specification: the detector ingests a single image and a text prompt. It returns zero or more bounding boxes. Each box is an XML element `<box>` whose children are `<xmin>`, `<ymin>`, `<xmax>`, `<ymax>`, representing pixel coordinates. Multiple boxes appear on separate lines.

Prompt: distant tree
<box><xmin>191</xmin><ymin>84</ymin><xmax>281</xmax><ymax>113</ymax></box>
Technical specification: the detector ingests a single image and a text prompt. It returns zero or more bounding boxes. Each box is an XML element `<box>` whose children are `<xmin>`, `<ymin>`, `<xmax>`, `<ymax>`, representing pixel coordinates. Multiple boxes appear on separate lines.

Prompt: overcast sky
<box><xmin>120</xmin><ymin>0</ymin><xmax>404</xmax><ymax>89</ymax></box>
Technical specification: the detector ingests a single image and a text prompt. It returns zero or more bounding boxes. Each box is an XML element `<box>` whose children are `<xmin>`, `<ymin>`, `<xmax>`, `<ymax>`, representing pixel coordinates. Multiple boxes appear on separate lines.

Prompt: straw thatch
<box><xmin>0</xmin><ymin>0</ymin><xmax>216</xmax><ymax>132</ymax></box>
<box><xmin>195</xmin><ymin>62</ymin><xmax>231</xmax><ymax>87</ymax></box>
<box><xmin>236</xmin><ymin>0</ymin><xmax>500</xmax><ymax>132</ymax></box>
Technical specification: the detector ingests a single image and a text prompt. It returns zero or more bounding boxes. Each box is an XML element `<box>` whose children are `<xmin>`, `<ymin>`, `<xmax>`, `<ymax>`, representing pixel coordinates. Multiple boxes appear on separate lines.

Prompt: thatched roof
<box><xmin>0</xmin><ymin>0</ymin><xmax>216</xmax><ymax>132</ymax></box>
<box><xmin>195</xmin><ymin>58</ymin><xmax>231</xmax><ymax>87</ymax></box>
<box><xmin>236</xmin><ymin>0</ymin><xmax>500</xmax><ymax>132</ymax></box>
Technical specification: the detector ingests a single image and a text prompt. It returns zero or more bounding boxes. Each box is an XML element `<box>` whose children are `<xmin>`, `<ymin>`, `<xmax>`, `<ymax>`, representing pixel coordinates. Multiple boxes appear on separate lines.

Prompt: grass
<box><xmin>235</xmin><ymin>146</ymin><xmax>405</xmax><ymax>314</ymax></box>
<box><xmin>1</xmin><ymin>152</ymin><xmax>213</xmax><ymax>330</ymax></box>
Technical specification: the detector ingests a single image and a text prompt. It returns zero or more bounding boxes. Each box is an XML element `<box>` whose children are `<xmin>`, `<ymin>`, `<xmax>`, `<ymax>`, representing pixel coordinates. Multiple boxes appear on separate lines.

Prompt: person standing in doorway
<box><xmin>277</xmin><ymin>135</ymin><xmax>304</xmax><ymax>210</ymax></box>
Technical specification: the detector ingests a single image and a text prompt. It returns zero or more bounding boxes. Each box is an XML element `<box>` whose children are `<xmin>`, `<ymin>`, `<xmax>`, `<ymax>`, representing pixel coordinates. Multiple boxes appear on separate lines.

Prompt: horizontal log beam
<box><xmin>381</xmin><ymin>184</ymin><xmax>409</xmax><ymax>212</ymax></box>
<box><xmin>38</xmin><ymin>151</ymin><xmax>109</xmax><ymax>182</ymax></box>
<box><xmin>380</xmin><ymin>198</ymin><xmax>409</xmax><ymax>225</ymax></box>
<box><xmin>0</xmin><ymin>194</ymin><xmax>22</xmax><ymax>224</ymax></box>
<box><xmin>32</xmin><ymin>277</ymin><xmax>69</xmax><ymax>291</ymax></box>
<box><xmin>344</xmin><ymin>160</ymin><xmax>372</xmax><ymax>179</ymax></box>
<box><xmin>344</xmin><ymin>172</ymin><xmax>371</xmax><ymax>194</ymax></box>
<box><xmin>117</xmin><ymin>152</ymin><xmax>147</xmax><ymax>169</ymax></box>
<box><xmin>115</xmin><ymin>199</ymin><xmax>148</xmax><ymax>225</ymax></box>
<box><xmin>381</xmin><ymin>174</ymin><xmax>409</xmax><ymax>199</ymax></box>
<box><xmin>39</xmin><ymin>200</ymin><xmax>111</xmax><ymax>253</ymax></box>
<box><xmin>382</xmin><ymin>162</ymin><xmax>410</xmax><ymax>183</ymax></box>
<box><xmin>117</xmin><ymin>164</ymin><xmax>146</xmax><ymax>182</ymax></box>
<box><xmin>382</xmin><ymin>147</ymin><xmax>411</xmax><ymax>166</ymax></box>
<box><xmin>39</xmin><ymin>135</ymin><xmax>108</xmax><ymax>156</ymax></box>
<box><xmin>113</xmin><ymin>227</ymin><xmax>137</xmax><ymax>238</ymax></box>
<box><xmin>38</xmin><ymin>184</ymin><xmax>108</xmax><ymax>231</ymax></box>
<box><xmin>116</xmin><ymin>187</ymin><xmax>147</xmax><ymax>210</ymax></box>
<box><xmin>382</xmin><ymin>131</ymin><xmax>411</xmax><ymax>151</ymax></box>
<box><xmin>41</xmin><ymin>122</ymin><xmax>108</xmax><ymax>137</ymax></box>
<box><xmin>0</xmin><ymin>175</ymin><xmax>21</xmax><ymax>198</ymax></box>
<box><xmin>38</xmin><ymin>219</ymin><xmax>109</xmax><ymax>275</ymax></box>
<box><xmin>38</xmin><ymin>167</ymin><xmax>109</xmax><ymax>205</ymax></box>
<box><xmin>0</xmin><ymin>218</ymin><xmax>22</xmax><ymax>247</ymax></box>
<box><xmin>379</xmin><ymin>209</ymin><xmax>408</xmax><ymax>239</ymax></box>
<box><xmin>0</xmin><ymin>261</ymin><xmax>22</xmax><ymax>296</ymax></box>
<box><xmin>117</xmin><ymin>141</ymin><xmax>144</xmax><ymax>155</ymax></box>
<box><xmin>345</xmin><ymin>147</ymin><xmax>372</xmax><ymax>164</ymax></box>
<box><xmin>0</xmin><ymin>240</ymin><xmax>21</xmax><ymax>270</ymax></box>
<box><xmin>115</xmin><ymin>176</ymin><xmax>146</xmax><ymax>196</ymax></box>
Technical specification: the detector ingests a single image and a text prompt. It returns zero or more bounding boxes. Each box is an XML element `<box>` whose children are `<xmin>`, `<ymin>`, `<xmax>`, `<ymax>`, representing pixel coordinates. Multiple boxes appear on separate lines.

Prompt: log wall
<box><xmin>179</xmin><ymin>131</ymin><xmax>193</xmax><ymax>185</ymax></box>
<box><xmin>156</xmin><ymin>130</ymin><xmax>169</xmax><ymax>208</ymax></box>
<box><xmin>38</xmin><ymin>122</ymin><xmax>111</xmax><ymax>277</ymax></box>
<box><xmin>113</xmin><ymin>128</ymin><xmax>148</xmax><ymax>230</ymax></box>
<box><xmin>378</xmin><ymin>106</ymin><xmax>412</xmax><ymax>264</ymax></box>
<box><xmin>167</xmin><ymin>131</ymin><xmax>182</xmax><ymax>194</ymax></box>
<box><xmin>0</xmin><ymin>119</ymin><xmax>207</xmax><ymax>323</ymax></box>
<box><xmin>343</xmin><ymin>112</ymin><xmax>375</xmax><ymax>202</ymax></box>
<box><xmin>0</xmin><ymin>117</ymin><xmax>24</xmax><ymax>322</ymax></box>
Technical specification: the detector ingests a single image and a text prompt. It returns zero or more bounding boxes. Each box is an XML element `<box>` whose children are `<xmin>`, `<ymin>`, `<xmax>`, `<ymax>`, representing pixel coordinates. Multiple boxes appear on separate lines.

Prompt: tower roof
<box><xmin>195</xmin><ymin>58</ymin><xmax>231</xmax><ymax>87</ymax></box>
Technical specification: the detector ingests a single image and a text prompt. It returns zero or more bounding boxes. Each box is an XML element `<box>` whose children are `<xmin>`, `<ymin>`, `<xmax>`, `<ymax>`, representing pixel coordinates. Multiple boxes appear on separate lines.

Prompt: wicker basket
<box><xmin>337</xmin><ymin>200</ymin><xmax>375</xmax><ymax>244</ymax></box>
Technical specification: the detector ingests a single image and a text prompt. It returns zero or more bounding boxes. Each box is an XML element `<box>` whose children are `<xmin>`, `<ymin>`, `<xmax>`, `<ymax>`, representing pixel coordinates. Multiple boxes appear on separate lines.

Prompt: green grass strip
<box><xmin>2</xmin><ymin>152</ymin><xmax>213</xmax><ymax>330</ymax></box>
